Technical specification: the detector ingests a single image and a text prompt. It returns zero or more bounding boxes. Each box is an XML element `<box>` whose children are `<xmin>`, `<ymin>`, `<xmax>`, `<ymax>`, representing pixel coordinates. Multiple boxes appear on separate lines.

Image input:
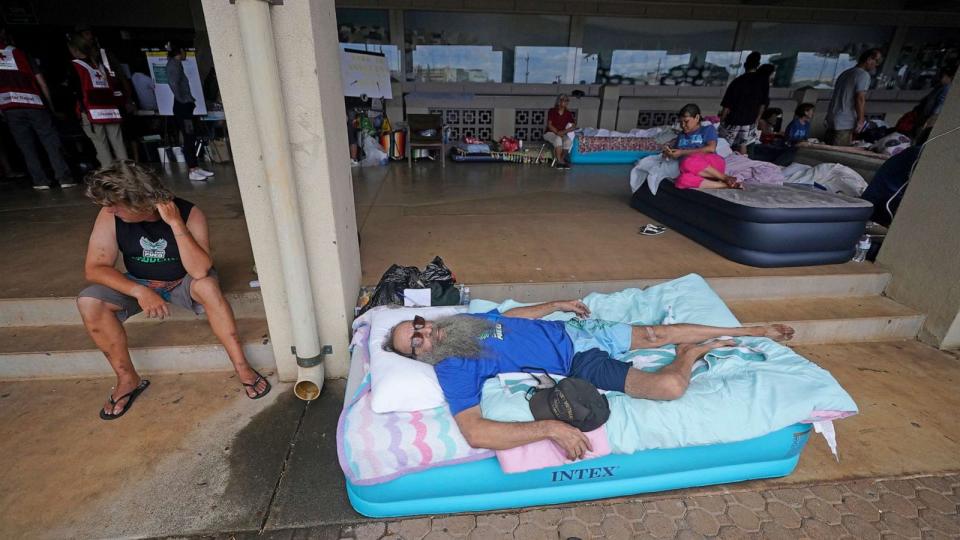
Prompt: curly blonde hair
<box><xmin>85</xmin><ymin>160</ymin><xmax>174</xmax><ymax>213</ymax></box>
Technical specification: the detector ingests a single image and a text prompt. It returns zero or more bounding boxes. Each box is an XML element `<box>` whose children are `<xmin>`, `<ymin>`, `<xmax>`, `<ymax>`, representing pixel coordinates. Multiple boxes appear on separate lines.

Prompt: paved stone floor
<box><xmin>213</xmin><ymin>474</ymin><xmax>960</xmax><ymax>540</ymax></box>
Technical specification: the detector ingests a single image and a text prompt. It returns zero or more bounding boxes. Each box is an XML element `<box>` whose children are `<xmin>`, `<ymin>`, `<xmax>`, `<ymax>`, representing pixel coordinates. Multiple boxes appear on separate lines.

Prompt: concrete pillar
<box><xmin>598</xmin><ymin>84</ymin><xmax>620</xmax><ymax>130</ymax></box>
<box><xmin>569</xmin><ymin>15</ymin><xmax>584</xmax><ymax>48</ymax></box>
<box><xmin>880</xmin><ymin>26</ymin><xmax>908</xmax><ymax>85</ymax></box>
<box><xmin>732</xmin><ymin>21</ymin><xmax>752</xmax><ymax>51</ymax></box>
<box><xmin>189</xmin><ymin>0</ymin><xmax>214</xmax><ymax>82</ymax></box>
<box><xmin>389</xmin><ymin>9</ymin><xmax>405</xmax><ymax>76</ymax></box>
<box><xmin>202</xmin><ymin>0</ymin><xmax>361</xmax><ymax>379</ymax></box>
<box><xmin>877</xmin><ymin>80</ymin><xmax>960</xmax><ymax>349</ymax></box>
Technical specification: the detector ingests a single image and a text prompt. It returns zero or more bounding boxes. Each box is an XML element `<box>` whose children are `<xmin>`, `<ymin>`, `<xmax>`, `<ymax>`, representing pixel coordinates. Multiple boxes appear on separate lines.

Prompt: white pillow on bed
<box><xmin>367</xmin><ymin>305</ymin><xmax>466</xmax><ymax>413</ymax></box>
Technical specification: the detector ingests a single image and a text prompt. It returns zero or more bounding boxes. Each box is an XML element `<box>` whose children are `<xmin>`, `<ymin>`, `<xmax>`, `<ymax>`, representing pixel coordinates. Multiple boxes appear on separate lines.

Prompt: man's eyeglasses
<box><xmin>410</xmin><ymin>315</ymin><xmax>425</xmax><ymax>357</ymax></box>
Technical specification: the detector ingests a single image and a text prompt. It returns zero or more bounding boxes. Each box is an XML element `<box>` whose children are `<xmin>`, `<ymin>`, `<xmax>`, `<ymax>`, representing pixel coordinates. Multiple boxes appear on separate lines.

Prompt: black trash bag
<box><xmin>422</xmin><ymin>256</ymin><xmax>460</xmax><ymax>306</ymax></box>
<box><xmin>359</xmin><ymin>264</ymin><xmax>423</xmax><ymax>316</ymax></box>
<box><xmin>358</xmin><ymin>257</ymin><xmax>460</xmax><ymax>315</ymax></box>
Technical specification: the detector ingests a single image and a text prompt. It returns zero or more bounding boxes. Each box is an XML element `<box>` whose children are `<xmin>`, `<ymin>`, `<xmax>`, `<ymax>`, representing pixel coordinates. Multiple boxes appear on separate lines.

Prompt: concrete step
<box><xmin>0</xmin><ymin>318</ymin><xmax>273</xmax><ymax>380</ymax></box>
<box><xmin>0</xmin><ymin>291</ymin><xmax>265</xmax><ymax>327</ymax></box>
<box><xmin>728</xmin><ymin>295</ymin><xmax>925</xmax><ymax>345</ymax></box>
<box><xmin>468</xmin><ymin>271</ymin><xmax>891</xmax><ymax>304</ymax></box>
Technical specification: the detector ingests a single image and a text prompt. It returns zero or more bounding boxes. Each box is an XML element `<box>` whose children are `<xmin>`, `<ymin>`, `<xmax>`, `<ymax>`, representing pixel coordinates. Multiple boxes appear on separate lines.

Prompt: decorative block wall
<box><xmin>637</xmin><ymin>110</ymin><xmax>679</xmax><ymax>129</ymax></box>
<box><xmin>428</xmin><ymin>108</ymin><xmax>494</xmax><ymax>140</ymax></box>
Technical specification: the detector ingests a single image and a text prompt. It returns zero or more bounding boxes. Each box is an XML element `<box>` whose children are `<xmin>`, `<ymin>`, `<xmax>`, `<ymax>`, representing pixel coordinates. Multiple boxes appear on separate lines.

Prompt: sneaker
<box><xmin>194</xmin><ymin>168</ymin><xmax>215</xmax><ymax>178</ymax></box>
<box><xmin>33</xmin><ymin>185</ymin><xmax>51</xmax><ymax>190</ymax></box>
<box><xmin>350</xmin><ymin>159</ymin><xmax>360</xmax><ymax>167</ymax></box>
<box><xmin>188</xmin><ymin>170</ymin><xmax>209</xmax><ymax>181</ymax></box>
<box><xmin>60</xmin><ymin>182</ymin><xmax>77</xmax><ymax>188</ymax></box>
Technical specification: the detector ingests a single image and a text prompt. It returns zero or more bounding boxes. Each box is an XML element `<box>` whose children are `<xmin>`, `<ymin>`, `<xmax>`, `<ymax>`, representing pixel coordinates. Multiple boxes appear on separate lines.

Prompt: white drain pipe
<box><xmin>236</xmin><ymin>0</ymin><xmax>324</xmax><ymax>400</ymax></box>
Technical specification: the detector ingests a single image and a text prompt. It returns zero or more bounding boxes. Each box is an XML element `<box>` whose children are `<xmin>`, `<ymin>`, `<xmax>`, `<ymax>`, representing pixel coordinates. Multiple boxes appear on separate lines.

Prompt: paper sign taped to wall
<box><xmin>340</xmin><ymin>49</ymin><xmax>392</xmax><ymax>99</ymax></box>
<box><xmin>145</xmin><ymin>50</ymin><xmax>207</xmax><ymax>116</ymax></box>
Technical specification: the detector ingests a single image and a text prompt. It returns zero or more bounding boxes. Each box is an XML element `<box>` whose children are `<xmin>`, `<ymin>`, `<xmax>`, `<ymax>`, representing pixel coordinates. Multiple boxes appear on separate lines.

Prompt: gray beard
<box><xmin>415</xmin><ymin>315</ymin><xmax>495</xmax><ymax>365</ymax></box>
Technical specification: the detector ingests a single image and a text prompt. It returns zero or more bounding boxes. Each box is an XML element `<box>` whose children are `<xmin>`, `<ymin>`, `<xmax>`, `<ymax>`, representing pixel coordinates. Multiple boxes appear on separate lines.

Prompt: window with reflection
<box><xmin>513</xmin><ymin>47</ymin><xmax>597</xmax><ymax>84</ymax></box>
<box><xmin>741</xmin><ymin>23</ymin><xmax>892</xmax><ymax>88</ymax></box>
<box><xmin>405</xmin><ymin>11</ymin><xmax>570</xmax><ymax>83</ymax></box>
<box><xmin>411</xmin><ymin>46</ymin><xmax>503</xmax><ymax>83</ymax></box>
<box><xmin>583</xmin><ymin>17</ymin><xmax>736</xmax><ymax>85</ymax></box>
<box><xmin>336</xmin><ymin>8</ymin><xmax>389</xmax><ymax>44</ymax></box>
<box><xmin>336</xmin><ymin>9</ymin><xmax>400</xmax><ymax>78</ymax></box>
<box><xmin>893</xmin><ymin>27</ymin><xmax>960</xmax><ymax>90</ymax></box>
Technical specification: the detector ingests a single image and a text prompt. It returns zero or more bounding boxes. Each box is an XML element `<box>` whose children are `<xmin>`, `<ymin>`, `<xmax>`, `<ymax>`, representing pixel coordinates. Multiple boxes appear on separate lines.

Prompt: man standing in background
<box><xmin>718</xmin><ymin>51</ymin><xmax>768</xmax><ymax>155</ymax></box>
<box><xmin>0</xmin><ymin>25</ymin><xmax>75</xmax><ymax>190</ymax></box>
<box><xmin>825</xmin><ymin>48</ymin><xmax>883</xmax><ymax>146</ymax></box>
<box><xmin>167</xmin><ymin>43</ymin><xmax>213</xmax><ymax>181</ymax></box>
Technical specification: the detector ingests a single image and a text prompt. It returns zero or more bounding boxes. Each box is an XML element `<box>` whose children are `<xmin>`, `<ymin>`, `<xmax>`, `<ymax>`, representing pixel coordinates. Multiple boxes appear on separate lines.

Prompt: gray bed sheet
<box><xmin>699</xmin><ymin>184</ymin><xmax>873</xmax><ymax>209</ymax></box>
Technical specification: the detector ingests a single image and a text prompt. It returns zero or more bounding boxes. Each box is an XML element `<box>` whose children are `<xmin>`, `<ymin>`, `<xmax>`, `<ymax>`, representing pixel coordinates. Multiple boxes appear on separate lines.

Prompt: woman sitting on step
<box><xmin>77</xmin><ymin>160</ymin><xmax>270</xmax><ymax>420</ymax></box>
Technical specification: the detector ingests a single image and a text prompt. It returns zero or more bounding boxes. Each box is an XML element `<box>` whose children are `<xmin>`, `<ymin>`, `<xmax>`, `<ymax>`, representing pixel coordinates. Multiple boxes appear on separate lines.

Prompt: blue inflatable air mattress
<box><xmin>346</xmin><ymin>422</ymin><xmax>811</xmax><ymax>518</ymax></box>
<box><xmin>630</xmin><ymin>182</ymin><xmax>873</xmax><ymax>267</ymax></box>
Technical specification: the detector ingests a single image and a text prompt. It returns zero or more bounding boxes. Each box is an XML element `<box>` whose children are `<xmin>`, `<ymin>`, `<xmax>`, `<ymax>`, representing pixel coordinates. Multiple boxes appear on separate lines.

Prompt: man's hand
<box><xmin>547</xmin><ymin>420</ymin><xmax>593</xmax><ymax>460</ymax></box>
<box><xmin>675</xmin><ymin>339</ymin><xmax>736</xmax><ymax>360</ymax></box>
<box><xmin>133</xmin><ymin>286</ymin><xmax>170</xmax><ymax>319</ymax></box>
<box><xmin>856</xmin><ymin>119</ymin><xmax>866</xmax><ymax>133</ymax></box>
<box><xmin>156</xmin><ymin>200</ymin><xmax>184</xmax><ymax>229</ymax></box>
<box><xmin>554</xmin><ymin>300</ymin><xmax>590</xmax><ymax>318</ymax></box>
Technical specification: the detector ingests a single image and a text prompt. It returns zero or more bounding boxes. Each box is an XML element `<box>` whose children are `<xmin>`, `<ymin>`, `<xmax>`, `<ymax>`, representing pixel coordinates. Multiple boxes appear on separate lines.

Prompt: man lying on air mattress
<box><xmin>383</xmin><ymin>299</ymin><xmax>795</xmax><ymax>460</ymax></box>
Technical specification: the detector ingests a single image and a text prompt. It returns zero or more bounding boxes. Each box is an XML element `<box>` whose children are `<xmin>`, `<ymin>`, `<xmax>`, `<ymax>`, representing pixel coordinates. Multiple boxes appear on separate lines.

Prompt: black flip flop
<box><xmin>242</xmin><ymin>370</ymin><xmax>271</xmax><ymax>400</ymax></box>
<box><xmin>99</xmin><ymin>379</ymin><xmax>150</xmax><ymax>421</ymax></box>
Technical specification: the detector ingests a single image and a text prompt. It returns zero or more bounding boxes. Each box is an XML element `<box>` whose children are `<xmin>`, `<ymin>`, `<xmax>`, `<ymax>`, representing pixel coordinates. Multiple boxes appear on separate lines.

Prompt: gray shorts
<box><xmin>78</xmin><ymin>269</ymin><xmax>216</xmax><ymax>322</ymax></box>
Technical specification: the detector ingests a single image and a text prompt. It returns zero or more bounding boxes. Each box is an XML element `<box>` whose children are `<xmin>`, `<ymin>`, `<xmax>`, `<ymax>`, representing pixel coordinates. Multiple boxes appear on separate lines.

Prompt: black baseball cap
<box><xmin>529</xmin><ymin>377</ymin><xmax>610</xmax><ymax>432</ymax></box>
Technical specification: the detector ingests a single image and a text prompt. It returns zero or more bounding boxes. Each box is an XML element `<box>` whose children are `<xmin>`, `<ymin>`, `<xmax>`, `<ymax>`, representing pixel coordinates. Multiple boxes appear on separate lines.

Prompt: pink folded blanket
<box><xmin>495</xmin><ymin>425</ymin><xmax>612</xmax><ymax>474</ymax></box>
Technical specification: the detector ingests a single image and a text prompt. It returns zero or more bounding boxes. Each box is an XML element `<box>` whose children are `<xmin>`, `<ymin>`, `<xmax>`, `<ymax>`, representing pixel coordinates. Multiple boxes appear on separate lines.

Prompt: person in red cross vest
<box><xmin>0</xmin><ymin>25</ymin><xmax>75</xmax><ymax>190</ymax></box>
<box><xmin>68</xmin><ymin>34</ymin><xmax>128</xmax><ymax>168</ymax></box>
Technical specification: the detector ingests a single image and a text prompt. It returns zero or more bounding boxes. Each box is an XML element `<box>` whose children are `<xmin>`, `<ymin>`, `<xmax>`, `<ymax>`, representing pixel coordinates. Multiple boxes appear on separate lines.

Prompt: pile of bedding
<box><xmin>629</xmin><ymin>136</ymin><xmax>868</xmax><ymax>196</ymax></box>
<box><xmin>338</xmin><ymin>274</ymin><xmax>857</xmax><ymax>485</ymax></box>
<box><xmin>453</xmin><ymin>140</ymin><xmax>492</xmax><ymax>155</ymax></box>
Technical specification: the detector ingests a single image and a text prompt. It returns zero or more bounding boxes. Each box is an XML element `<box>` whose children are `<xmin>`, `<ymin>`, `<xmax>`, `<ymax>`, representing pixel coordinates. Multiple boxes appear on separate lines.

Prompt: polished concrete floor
<box><xmin>355</xmin><ymin>160</ymin><xmax>884</xmax><ymax>286</ymax></box>
<box><xmin>0</xmin><ymin>159</ymin><xmax>882</xmax><ymax>300</ymax></box>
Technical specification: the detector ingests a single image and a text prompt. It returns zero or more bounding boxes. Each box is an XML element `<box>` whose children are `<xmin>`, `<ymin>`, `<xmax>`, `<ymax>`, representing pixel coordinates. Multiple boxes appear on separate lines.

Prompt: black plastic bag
<box><xmin>358</xmin><ymin>257</ymin><xmax>458</xmax><ymax>315</ymax></box>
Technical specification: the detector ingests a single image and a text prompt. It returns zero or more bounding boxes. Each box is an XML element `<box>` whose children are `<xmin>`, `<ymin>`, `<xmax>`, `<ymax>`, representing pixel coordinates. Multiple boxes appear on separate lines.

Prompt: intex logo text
<box><xmin>550</xmin><ymin>466</ymin><xmax>619</xmax><ymax>482</ymax></box>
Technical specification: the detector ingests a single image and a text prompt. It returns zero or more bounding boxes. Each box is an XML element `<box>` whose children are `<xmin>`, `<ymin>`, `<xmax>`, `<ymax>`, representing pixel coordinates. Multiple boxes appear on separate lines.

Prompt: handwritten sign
<box><xmin>340</xmin><ymin>50</ymin><xmax>392</xmax><ymax>99</ymax></box>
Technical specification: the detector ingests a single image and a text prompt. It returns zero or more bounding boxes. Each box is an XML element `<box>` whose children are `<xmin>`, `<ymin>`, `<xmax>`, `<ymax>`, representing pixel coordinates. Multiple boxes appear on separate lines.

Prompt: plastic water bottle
<box><xmin>460</xmin><ymin>286</ymin><xmax>471</xmax><ymax>306</ymax></box>
<box><xmin>852</xmin><ymin>235</ymin><xmax>871</xmax><ymax>262</ymax></box>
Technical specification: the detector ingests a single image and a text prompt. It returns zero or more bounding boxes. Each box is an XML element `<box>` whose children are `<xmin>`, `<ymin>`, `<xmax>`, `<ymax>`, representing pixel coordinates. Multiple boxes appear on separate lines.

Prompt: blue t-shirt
<box><xmin>434</xmin><ymin>312</ymin><xmax>574</xmax><ymax>416</ymax></box>
<box><xmin>676</xmin><ymin>124</ymin><xmax>717</xmax><ymax>150</ymax></box>
<box><xmin>785</xmin><ymin>118</ymin><xmax>810</xmax><ymax>144</ymax></box>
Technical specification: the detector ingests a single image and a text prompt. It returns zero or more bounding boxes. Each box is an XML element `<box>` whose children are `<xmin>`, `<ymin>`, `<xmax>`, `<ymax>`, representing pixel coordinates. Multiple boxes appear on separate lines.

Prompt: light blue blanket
<box><xmin>476</xmin><ymin>274</ymin><xmax>858</xmax><ymax>453</ymax></box>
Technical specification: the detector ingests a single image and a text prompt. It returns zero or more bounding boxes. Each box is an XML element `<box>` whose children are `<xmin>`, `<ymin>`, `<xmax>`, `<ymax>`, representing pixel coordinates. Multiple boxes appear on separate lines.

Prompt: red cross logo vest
<box><xmin>0</xmin><ymin>46</ymin><xmax>44</xmax><ymax>111</ymax></box>
<box><xmin>72</xmin><ymin>58</ymin><xmax>122</xmax><ymax>123</ymax></box>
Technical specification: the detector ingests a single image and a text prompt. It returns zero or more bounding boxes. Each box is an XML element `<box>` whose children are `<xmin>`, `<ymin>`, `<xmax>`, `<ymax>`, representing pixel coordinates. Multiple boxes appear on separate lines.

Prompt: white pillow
<box><xmin>367</xmin><ymin>305</ymin><xmax>466</xmax><ymax>413</ymax></box>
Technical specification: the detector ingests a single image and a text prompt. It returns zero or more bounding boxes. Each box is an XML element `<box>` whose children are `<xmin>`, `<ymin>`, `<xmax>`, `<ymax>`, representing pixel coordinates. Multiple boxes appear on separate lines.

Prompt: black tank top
<box><xmin>116</xmin><ymin>198</ymin><xmax>194</xmax><ymax>281</ymax></box>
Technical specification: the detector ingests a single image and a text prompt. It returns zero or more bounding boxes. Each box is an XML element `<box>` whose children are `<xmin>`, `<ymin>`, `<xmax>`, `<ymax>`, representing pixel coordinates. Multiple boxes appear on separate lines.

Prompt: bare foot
<box><xmin>104</xmin><ymin>376</ymin><xmax>142</xmax><ymax>415</ymax></box>
<box><xmin>764</xmin><ymin>323</ymin><xmax>795</xmax><ymax>341</ymax></box>
<box><xmin>723</xmin><ymin>175</ymin><xmax>744</xmax><ymax>189</ymax></box>
<box><xmin>237</xmin><ymin>366</ymin><xmax>269</xmax><ymax>398</ymax></box>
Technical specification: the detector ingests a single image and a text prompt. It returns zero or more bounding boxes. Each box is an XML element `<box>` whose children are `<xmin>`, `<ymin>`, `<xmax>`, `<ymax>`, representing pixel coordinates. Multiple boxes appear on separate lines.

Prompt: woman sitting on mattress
<box><xmin>662</xmin><ymin>103</ymin><xmax>742</xmax><ymax>189</ymax></box>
